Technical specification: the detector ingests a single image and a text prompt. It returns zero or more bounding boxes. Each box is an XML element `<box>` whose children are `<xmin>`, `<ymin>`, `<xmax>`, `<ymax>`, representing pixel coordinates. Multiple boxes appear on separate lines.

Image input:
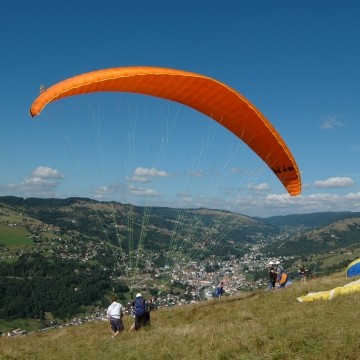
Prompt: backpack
<box><xmin>279</xmin><ymin>272</ymin><xmax>288</xmax><ymax>286</ymax></box>
<box><xmin>134</xmin><ymin>296</ymin><xmax>146</xmax><ymax>316</ymax></box>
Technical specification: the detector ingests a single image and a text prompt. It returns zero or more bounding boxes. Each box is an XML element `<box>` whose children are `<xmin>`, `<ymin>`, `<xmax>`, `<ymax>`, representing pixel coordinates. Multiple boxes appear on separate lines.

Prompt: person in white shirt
<box><xmin>106</xmin><ymin>295</ymin><xmax>124</xmax><ymax>338</ymax></box>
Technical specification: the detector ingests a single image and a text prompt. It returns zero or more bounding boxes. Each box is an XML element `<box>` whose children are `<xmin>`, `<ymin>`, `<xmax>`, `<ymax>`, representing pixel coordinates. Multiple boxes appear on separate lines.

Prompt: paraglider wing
<box><xmin>297</xmin><ymin>279</ymin><xmax>360</xmax><ymax>302</ymax></box>
<box><xmin>346</xmin><ymin>258</ymin><xmax>360</xmax><ymax>277</ymax></box>
<box><xmin>30</xmin><ymin>66</ymin><xmax>301</xmax><ymax>196</ymax></box>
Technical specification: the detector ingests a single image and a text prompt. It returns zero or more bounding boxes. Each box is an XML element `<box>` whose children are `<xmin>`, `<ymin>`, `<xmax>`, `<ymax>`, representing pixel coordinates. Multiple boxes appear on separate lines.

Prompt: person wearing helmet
<box><xmin>274</xmin><ymin>260</ymin><xmax>288</xmax><ymax>288</ymax></box>
<box><xmin>275</xmin><ymin>261</ymin><xmax>284</xmax><ymax>278</ymax></box>
<box><xmin>132</xmin><ymin>293</ymin><xmax>146</xmax><ymax>330</ymax></box>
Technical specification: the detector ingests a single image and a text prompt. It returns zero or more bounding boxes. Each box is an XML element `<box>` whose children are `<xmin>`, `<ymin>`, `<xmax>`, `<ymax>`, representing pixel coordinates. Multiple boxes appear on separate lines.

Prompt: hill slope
<box><xmin>1</xmin><ymin>195</ymin><xmax>360</xmax><ymax>331</ymax></box>
<box><xmin>1</xmin><ymin>272</ymin><xmax>359</xmax><ymax>360</ymax></box>
<box><xmin>257</xmin><ymin>211</ymin><xmax>360</xmax><ymax>228</ymax></box>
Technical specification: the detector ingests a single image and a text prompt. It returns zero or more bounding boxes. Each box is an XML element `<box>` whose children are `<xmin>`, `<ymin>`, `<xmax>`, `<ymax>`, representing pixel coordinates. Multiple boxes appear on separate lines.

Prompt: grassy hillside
<box><xmin>1</xmin><ymin>272</ymin><xmax>360</xmax><ymax>359</ymax></box>
<box><xmin>0</xmin><ymin>208</ymin><xmax>36</xmax><ymax>250</ymax></box>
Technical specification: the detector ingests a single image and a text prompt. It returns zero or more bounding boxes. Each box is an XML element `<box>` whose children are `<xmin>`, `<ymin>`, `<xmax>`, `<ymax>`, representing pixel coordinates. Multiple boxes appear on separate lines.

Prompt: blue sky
<box><xmin>1</xmin><ymin>0</ymin><xmax>359</xmax><ymax>217</ymax></box>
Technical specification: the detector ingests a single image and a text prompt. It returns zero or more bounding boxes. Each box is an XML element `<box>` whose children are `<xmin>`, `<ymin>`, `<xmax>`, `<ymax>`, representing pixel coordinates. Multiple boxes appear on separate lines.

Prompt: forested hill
<box><xmin>1</xmin><ymin>195</ymin><xmax>359</xmax><ymax>229</ymax></box>
<box><xmin>257</xmin><ymin>211</ymin><xmax>360</xmax><ymax>228</ymax></box>
<box><xmin>1</xmin><ymin>195</ymin><xmax>360</xmax><ymax>260</ymax></box>
<box><xmin>0</xmin><ymin>195</ymin><xmax>277</xmax><ymax>255</ymax></box>
<box><xmin>1</xmin><ymin>196</ymin><xmax>360</xmax><ymax>329</ymax></box>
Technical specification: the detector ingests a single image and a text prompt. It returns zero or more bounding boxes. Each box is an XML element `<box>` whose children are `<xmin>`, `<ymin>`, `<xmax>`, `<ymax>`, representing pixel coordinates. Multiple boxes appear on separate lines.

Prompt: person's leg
<box><xmin>135</xmin><ymin>315</ymin><xmax>141</xmax><ymax>330</ymax></box>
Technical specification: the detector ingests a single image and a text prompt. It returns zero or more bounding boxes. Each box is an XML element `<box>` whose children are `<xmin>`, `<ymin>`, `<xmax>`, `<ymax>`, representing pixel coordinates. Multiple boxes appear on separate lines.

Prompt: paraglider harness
<box><xmin>274</xmin><ymin>265</ymin><xmax>288</xmax><ymax>288</ymax></box>
<box><xmin>278</xmin><ymin>272</ymin><xmax>288</xmax><ymax>287</ymax></box>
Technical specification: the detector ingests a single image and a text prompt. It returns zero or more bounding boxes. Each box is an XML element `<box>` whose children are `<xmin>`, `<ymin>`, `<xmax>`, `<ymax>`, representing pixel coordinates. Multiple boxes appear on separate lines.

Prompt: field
<box><xmin>0</xmin><ymin>208</ymin><xmax>36</xmax><ymax>249</ymax></box>
<box><xmin>0</xmin><ymin>223</ymin><xmax>32</xmax><ymax>248</ymax></box>
<box><xmin>1</xmin><ymin>271</ymin><xmax>360</xmax><ymax>359</ymax></box>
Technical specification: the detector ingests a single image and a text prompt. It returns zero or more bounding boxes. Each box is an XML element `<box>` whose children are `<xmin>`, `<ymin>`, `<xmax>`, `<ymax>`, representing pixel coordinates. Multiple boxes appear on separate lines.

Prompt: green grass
<box><xmin>0</xmin><ymin>224</ymin><xmax>32</xmax><ymax>247</ymax></box>
<box><xmin>1</xmin><ymin>272</ymin><xmax>360</xmax><ymax>359</ymax></box>
<box><xmin>0</xmin><ymin>318</ymin><xmax>40</xmax><ymax>333</ymax></box>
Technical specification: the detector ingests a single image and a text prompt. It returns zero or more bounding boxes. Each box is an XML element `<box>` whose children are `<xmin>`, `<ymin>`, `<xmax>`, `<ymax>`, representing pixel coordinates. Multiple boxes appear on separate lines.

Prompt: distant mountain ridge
<box><xmin>1</xmin><ymin>196</ymin><xmax>359</xmax><ymax>227</ymax></box>
<box><xmin>256</xmin><ymin>211</ymin><xmax>360</xmax><ymax>228</ymax></box>
<box><xmin>0</xmin><ymin>195</ymin><xmax>274</xmax><ymax>259</ymax></box>
<box><xmin>1</xmin><ymin>196</ymin><xmax>359</xmax><ymax>259</ymax></box>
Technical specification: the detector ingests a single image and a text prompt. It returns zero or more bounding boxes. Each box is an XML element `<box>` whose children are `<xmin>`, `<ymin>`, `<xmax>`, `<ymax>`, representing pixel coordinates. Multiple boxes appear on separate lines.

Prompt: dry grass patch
<box><xmin>2</xmin><ymin>273</ymin><xmax>360</xmax><ymax>359</ymax></box>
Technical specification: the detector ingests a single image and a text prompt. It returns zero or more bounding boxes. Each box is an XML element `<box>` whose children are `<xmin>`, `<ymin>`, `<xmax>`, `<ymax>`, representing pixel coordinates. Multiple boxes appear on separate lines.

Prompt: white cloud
<box><xmin>31</xmin><ymin>166</ymin><xmax>64</xmax><ymax>179</ymax></box>
<box><xmin>1</xmin><ymin>166</ymin><xmax>359</xmax><ymax>218</ymax></box>
<box><xmin>247</xmin><ymin>182</ymin><xmax>270</xmax><ymax>192</ymax></box>
<box><xmin>265</xmin><ymin>193</ymin><xmax>293</xmax><ymax>202</ymax></box>
<box><xmin>24</xmin><ymin>177</ymin><xmax>57</xmax><ymax>187</ymax></box>
<box><xmin>314</xmin><ymin>177</ymin><xmax>354</xmax><ymax>188</ymax></box>
<box><xmin>130</xmin><ymin>167</ymin><xmax>170</xmax><ymax>183</ymax></box>
<box><xmin>93</xmin><ymin>183</ymin><xmax>123</xmax><ymax>199</ymax></box>
<box><xmin>195</xmin><ymin>189</ymin><xmax>360</xmax><ymax>217</ymax></box>
<box><xmin>320</xmin><ymin>115</ymin><xmax>344</xmax><ymax>130</ymax></box>
<box><xmin>23</xmin><ymin>166</ymin><xmax>64</xmax><ymax>190</ymax></box>
<box><xmin>129</xmin><ymin>185</ymin><xmax>159</xmax><ymax>197</ymax></box>
<box><xmin>344</xmin><ymin>192</ymin><xmax>360</xmax><ymax>201</ymax></box>
<box><xmin>0</xmin><ymin>166</ymin><xmax>65</xmax><ymax>198</ymax></box>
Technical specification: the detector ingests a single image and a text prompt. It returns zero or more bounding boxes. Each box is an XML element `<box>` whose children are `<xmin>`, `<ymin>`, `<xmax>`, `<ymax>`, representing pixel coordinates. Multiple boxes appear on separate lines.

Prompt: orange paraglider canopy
<box><xmin>30</xmin><ymin>66</ymin><xmax>301</xmax><ymax>196</ymax></box>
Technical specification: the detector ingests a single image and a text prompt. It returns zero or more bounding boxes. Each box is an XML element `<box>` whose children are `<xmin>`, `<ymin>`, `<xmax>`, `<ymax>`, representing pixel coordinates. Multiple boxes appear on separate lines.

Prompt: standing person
<box><xmin>274</xmin><ymin>260</ymin><xmax>284</xmax><ymax>285</ymax></box>
<box><xmin>275</xmin><ymin>260</ymin><xmax>288</xmax><ymax>288</ymax></box>
<box><xmin>143</xmin><ymin>298</ymin><xmax>154</xmax><ymax>327</ymax></box>
<box><xmin>132</xmin><ymin>293</ymin><xmax>146</xmax><ymax>330</ymax></box>
<box><xmin>106</xmin><ymin>295</ymin><xmax>124</xmax><ymax>338</ymax></box>
<box><xmin>215</xmin><ymin>282</ymin><xmax>225</xmax><ymax>298</ymax></box>
<box><xmin>268</xmin><ymin>262</ymin><xmax>277</xmax><ymax>290</ymax></box>
<box><xmin>298</xmin><ymin>265</ymin><xmax>307</xmax><ymax>283</ymax></box>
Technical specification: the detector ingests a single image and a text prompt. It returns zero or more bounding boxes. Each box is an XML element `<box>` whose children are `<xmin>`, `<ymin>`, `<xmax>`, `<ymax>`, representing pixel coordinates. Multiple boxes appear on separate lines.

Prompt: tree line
<box><xmin>0</xmin><ymin>253</ymin><xmax>128</xmax><ymax>321</ymax></box>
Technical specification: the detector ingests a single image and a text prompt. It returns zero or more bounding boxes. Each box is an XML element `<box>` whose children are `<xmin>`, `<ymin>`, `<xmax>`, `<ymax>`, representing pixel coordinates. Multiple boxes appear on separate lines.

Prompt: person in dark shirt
<box><xmin>268</xmin><ymin>262</ymin><xmax>277</xmax><ymax>290</ymax></box>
